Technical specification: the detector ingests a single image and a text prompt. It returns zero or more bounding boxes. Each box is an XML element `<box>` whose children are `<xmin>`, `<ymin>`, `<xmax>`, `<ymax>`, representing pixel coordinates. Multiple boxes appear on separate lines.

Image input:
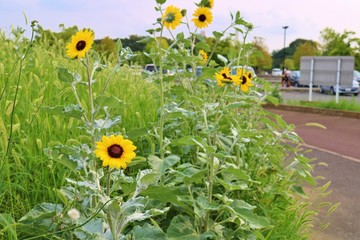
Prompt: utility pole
<box><xmin>282</xmin><ymin>26</ymin><xmax>289</xmax><ymax>72</ymax></box>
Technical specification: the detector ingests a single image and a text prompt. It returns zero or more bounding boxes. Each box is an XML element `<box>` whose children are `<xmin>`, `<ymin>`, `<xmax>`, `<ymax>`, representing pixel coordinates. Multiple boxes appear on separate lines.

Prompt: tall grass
<box><xmin>0</xmin><ymin>30</ymin><xmax>159</xmax><ymax>221</ymax></box>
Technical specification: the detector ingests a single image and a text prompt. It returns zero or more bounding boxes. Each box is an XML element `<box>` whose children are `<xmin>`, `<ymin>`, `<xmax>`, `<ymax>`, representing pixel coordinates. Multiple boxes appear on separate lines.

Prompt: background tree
<box><xmin>293</xmin><ymin>41</ymin><xmax>319</xmax><ymax>69</ymax></box>
<box><xmin>271</xmin><ymin>38</ymin><xmax>308</xmax><ymax>69</ymax></box>
<box><xmin>320</xmin><ymin>27</ymin><xmax>360</xmax><ymax>68</ymax></box>
<box><xmin>96</xmin><ymin>36</ymin><xmax>116</xmax><ymax>57</ymax></box>
<box><xmin>249</xmin><ymin>37</ymin><xmax>272</xmax><ymax>73</ymax></box>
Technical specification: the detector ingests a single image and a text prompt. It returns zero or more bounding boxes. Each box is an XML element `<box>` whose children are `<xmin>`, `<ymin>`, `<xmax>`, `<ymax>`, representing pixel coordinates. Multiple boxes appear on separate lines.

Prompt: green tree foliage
<box><xmin>249</xmin><ymin>37</ymin><xmax>272</xmax><ymax>72</ymax></box>
<box><xmin>320</xmin><ymin>27</ymin><xmax>360</xmax><ymax>68</ymax></box>
<box><xmin>121</xmin><ymin>35</ymin><xmax>147</xmax><ymax>52</ymax></box>
<box><xmin>293</xmin><ymin>41</ymin><xmax>319</xmax><ymax>69</ymax></box>
<box><xmin>95</xmin><ymin>36</ymin><xmax>116</xmax><ymax>57</ymax></box>
<box><xmin>272</xmin><ymin>38</ymin><xmax>315</xmax><ymax>69</ymax></box>
<box><xmin>34</xmin><ymin>24</ymin><xmax>79</xmax><ymax>47</ymax></box>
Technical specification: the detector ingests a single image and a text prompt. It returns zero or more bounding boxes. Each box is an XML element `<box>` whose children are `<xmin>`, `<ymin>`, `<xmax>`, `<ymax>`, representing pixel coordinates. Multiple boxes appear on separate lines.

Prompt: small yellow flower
<box><xmin>192</xmin><ymin>7</ymin><xmax>213</xmax><ymax>29</ymax></box>
<box><xmin>199</xmin><ymin>50</ymin><xmax>208</xmax><ymax>64</ymax></box>
<box><xmin>162</xmin><ymin>5</ymin><xmax>183</xmax><ymax>30</ymax></box>
<box><xmin>94</xmin><ymin>135</ymin><xmax>137</xmax><ymax>169</ymax></box>
<box><xmin>236</xmin><ymin>69</ymin><xmax>254</xmax><ymax>93</ymax></box>
<box><xmin>66</xmin><ymin>29</ymin><xmax>94</xmax><ymax>59</ymax></box>
<box><xmin>214</xmin><ymin>67</ymin><xmax>240</xmax><ymax>87</ymax></box>
<box><xmin>208</xmin><ymin>0</ymin><xmax>214</xmax><ymax>8</ymax></box>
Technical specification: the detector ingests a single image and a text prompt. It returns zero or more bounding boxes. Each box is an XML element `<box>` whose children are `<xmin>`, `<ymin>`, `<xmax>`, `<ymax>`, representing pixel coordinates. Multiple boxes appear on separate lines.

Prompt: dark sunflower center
<box><xmin>165</xmin><ymin>13</ymin><xmax>175</xmax><ymax>23</ymax></box>
<box><xmin>242</xmin><ymin>76</ymin><xmax>247</xmax><ymax>84</ymax></box>
<box><xmin>222</xmin><ymin>73</ymin><xmax>232</xmax><ymax>80</ymax></box>
<box><xmin>76</xmin><ymin>40</ymin><xmax>86</xmax><ymax>51</ymax></box>
<box><xmin>199</xmin><ymin>14</ymin><xmax>206</xmax><ymax>22</ymax></box>
<box><xmin>108</xmin><ymin>144</ymin><xmax>124</xmax><ymax>158</ymax></box>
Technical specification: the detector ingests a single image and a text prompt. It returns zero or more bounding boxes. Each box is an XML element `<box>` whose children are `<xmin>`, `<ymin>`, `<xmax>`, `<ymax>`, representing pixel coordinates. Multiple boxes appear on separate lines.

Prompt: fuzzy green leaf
<box><xmin>19</xmin><ymin>203</ymin><xmax>62</xmax><ymax>222</ymax></box>
<box><xmin>132</xmin><ymin>223</ymin><xmax>167</xmax><ymax>239</ymax></box>
<box><xmin>166</xmin><ymin>215</ymin><xmax>200</xmax><ymax>239</ymax></box>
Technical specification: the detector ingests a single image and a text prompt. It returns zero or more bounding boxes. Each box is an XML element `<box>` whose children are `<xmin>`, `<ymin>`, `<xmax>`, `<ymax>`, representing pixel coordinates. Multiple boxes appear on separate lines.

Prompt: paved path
<box><xmin>269</xmin><ymin>109</ymin><xmax>360</xmax><ymax>160</ymax></box>
<box><xmin>268</xmin><ymin>109</ymin><xmax>360</xmax><ymax>239</ymax></box>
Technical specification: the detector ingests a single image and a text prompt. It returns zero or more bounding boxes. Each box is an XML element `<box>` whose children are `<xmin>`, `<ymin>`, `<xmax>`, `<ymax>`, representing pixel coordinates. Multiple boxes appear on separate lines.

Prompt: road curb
<box><xmin>262</xmin><ymin>103</ymin><xmax>360</xmax><ymax>119</ymax></box>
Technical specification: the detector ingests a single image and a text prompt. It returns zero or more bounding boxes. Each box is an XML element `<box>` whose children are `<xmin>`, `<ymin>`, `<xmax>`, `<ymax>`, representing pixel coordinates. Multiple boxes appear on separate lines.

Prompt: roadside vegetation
<box><xmin>285</xmin><ymin>98</ymin><xmax>360</xmax><ymax>112</ymax></box>
<box><xmin>1</xmin><ymin>0</ymin><xmax>338</xmax><ymax>239</ymax></box>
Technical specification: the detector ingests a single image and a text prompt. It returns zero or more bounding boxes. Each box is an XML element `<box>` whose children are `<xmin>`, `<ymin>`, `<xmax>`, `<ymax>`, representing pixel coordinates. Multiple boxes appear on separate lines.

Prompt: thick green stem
<box><xmin>106</xmin><ymin>167</ymin><xmax>118</xmax><ymax>239</ymax></box>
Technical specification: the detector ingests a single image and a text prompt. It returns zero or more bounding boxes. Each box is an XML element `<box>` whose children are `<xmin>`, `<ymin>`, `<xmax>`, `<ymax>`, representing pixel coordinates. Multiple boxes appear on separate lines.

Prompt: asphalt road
<box><xmin>268</xmin><ymin>108</ymin><xmax>360</xmax><ymax>239</ymax></box>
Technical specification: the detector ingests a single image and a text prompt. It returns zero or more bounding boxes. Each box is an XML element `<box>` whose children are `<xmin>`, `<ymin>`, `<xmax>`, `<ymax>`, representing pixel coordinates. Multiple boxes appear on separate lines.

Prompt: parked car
<box><xmin>289</xmin><ymin>70</ymin><xmax>301</xmax><ymax>87</ymax></box>
<box><xmin>144</xmin><ymin>64</ymin><xmax>173</xmax><ymax>75</ymax></box>
<box><xmin>319</xmin><ymin>79</ymin><xmax>359</xmax><ymax>96</ymax></box>
<box><xmin>354</xmin><ymin>70</ymin><xmax>360</xmax><ymax>83</ymax></box>
<box><xmin>271</xmin><ymin>68</ymin><xmax>282</xmax><ymax>76</ymax></box>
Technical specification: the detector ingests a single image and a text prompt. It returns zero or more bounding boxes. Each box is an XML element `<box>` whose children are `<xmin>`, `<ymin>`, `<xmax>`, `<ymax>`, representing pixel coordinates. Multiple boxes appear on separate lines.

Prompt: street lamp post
<box><xmin>282</xmin><ymin>26</ymin><xmax>288</xmax><ymax>72</ymax></box>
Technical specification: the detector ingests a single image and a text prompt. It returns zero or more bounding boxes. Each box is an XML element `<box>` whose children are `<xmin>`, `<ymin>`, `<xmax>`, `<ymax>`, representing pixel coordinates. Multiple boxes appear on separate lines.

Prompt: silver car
<box><xmin>319</xmin><ymin>78</ymin><xmax>359</xmax><ymax>96</ymax></box>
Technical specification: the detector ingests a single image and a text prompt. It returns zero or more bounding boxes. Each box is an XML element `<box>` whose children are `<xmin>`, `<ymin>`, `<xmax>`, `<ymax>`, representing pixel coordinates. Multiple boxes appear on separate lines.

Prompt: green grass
<box><xmin>285</xmin><ymin>98</ymin><xmax>360</xmax><ymax>112</ymax></box>
<box><xmin>0</xmin><ymin>33</ymin><xmax>160</xmax><ymax>220</ymax></box>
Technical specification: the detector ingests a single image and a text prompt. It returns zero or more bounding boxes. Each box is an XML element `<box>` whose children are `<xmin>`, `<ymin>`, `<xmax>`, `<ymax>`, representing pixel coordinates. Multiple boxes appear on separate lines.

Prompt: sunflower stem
<box><xmin>157</xmin><ymin>17</ymin><xmax>166</xmax><ymax>161</ymax></box>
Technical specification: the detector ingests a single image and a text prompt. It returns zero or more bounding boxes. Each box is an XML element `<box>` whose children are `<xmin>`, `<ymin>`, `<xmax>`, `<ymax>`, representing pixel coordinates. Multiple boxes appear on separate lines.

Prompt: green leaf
<box><xmin>195</xmin><ymin>41</ymin><xmax>210</xmax><ymax>52</ymax></box>
<box><xmin>305</xmin><ymin>122</ymin><xmax>327</xmax><ymax>129</ymax></box>
<box><xmin>221</xmin><ymin>167</ymin><xmax>251</xmax><ymax>181</ymax></box>
<box><xmin>265</xmin><ymin>95</ymin><xmax>279</xmax><ymax>105</ymax></box>
<box><xmin>166</xmin><ymin>215</ymin><xmax>200</xmax><ymax>240</ymax></box>
<box><xmin>19</xmin><ymin>203</ymin><xmax>62</xmax><ymax>222</ymax></box>
<box><xmin>156</xmin><ymin>0</ymin><xmax>166</xmax><ymax>4</ymax></box>
<box><xmin>230</xmin><ymin>200</ymin><xmax>270</xmax><ymax>229</ymax></box>
<box><xmin>115</xmin><ymin>38</ymin><xmax>122</xmax><ymax>54</ymax></box>
<box><xmin>94</xmin><ymin>95</ymin><xmax>124</xmax><ymax>109</ymax></box>
<box><xmin>132</xmin><ymin>223</ymin><xmax>167</xmax><ymax>240</ymax></box>
<box><xmin>127</xmin><ymin>127</ymin><xmax>149</xmax><ymax>139</ymax></box>
<box><xmin>57</xmin><ymin>67</ymin><xmax>75</xmax><ymax>83</ymax></box>
<box><xmin>43</xmin><ymin>148</ymin><xmax>78</xmax><ymax>172</ymax></box>
<box><xmin>227</xmin><ymin>101</ymin><xmax>252</xmax><ymax>109</ymax></box>
<box><xmin>183</xmin><ymin>169</ymin><xmax>207</xmax><ymax>185</ymax></box>
<box><xmin>141</xmin><ymin>186</ymin><xmax>182</xmax><ymax>205</ymax></box>
<box><xmin>212</xmin><ymin>31</ymin><xmax>223</xmax><ymax>39</ymax></box>
<box><xmin>162</xmin><ymin>155</ymin><xmax>180</xmax><ymax>174</ymax></box>
<box><xmin>42</xmin><ymin>104</ymin><xmax>83</xmax><ymax>119</ymax></box>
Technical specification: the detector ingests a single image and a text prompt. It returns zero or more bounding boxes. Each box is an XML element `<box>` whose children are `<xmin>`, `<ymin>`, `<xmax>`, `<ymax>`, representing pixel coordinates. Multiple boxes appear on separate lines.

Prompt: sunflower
<box><xmin>214</xmin><ymin>67</ymin><xmax>240</xmax><ymax>87</ymax></box>
<box><xmin>162</xmin><ymin>5</ymin><xmax>183</xmax><ymax>30</ymax></box>
<box><xmin>199</xmin><ymin>50</ymin><xmax>208</xmax><ymax>64</ymax></box>
<box><xmin>94</xmin><ymin>134</ymin><xmax>137</xmax><ymax>169</ymax></box>
<box><xmin>192</xmin><ymin>7</ymin><xmax>213</xmax><ymax>29</ymax></box>
<box><xmin>236</xmin><ymin>69</ymin><xmax>254</xmax><ymax>93</ymax></box>
<box><xmin>66</xmin><ymin>29</ymin><xmax>94</xmax><ymax>59</ymax></box>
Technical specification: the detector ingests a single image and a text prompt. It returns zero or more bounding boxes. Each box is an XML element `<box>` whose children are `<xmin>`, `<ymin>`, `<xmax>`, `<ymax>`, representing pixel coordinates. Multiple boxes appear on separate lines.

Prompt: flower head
<box><xmin>162</xmin><ymin>5</ymin><xmax>183</xmax><ymax>30</ymax></box>
<box><xmin>67</xmin><ymin>208</ymin><xmax>80</xmax><ymax>221</ymax></box>
<box><xmin>236</xmin><ymin>69</ymin><xmax>254</xmax><ymax>92</ymax></box>
<box><xmin>199</xmin><ymin>50</ymin><xmax>208</xmax><ymax>64</ymax></box>
<box><xmin>66</xmin><ymin>29</ymin><xmax>94</xmax><ymax>59</ymax></box>
<box><xmin>192</xmin><ymin>7</ymin><xmax>213</xmax><ymax>29</ymax></box>
<box><xmin>94</xmin><ymin>134</ymin><xmax>137</xmax><ymax>169</ymax></box>
<box><xmin>215</xmin><ymin>67</ymin><xmax>240</xmax><ymax>87</ymax></box>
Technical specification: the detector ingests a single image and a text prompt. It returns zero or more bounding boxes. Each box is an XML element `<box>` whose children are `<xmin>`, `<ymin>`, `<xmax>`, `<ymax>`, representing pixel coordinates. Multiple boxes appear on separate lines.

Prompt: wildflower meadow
<box><xmin>0</xmin><ymin>0</ymin><xmax>336</xmax><ymax>239</ymax></box>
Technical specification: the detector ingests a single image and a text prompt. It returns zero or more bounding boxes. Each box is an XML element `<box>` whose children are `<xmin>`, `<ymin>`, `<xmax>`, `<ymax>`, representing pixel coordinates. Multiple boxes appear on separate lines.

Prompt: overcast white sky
<box><xmin>1</xmin><ymin>0</ymin><xmax>360</xmax><ymax>52</ymax></box>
